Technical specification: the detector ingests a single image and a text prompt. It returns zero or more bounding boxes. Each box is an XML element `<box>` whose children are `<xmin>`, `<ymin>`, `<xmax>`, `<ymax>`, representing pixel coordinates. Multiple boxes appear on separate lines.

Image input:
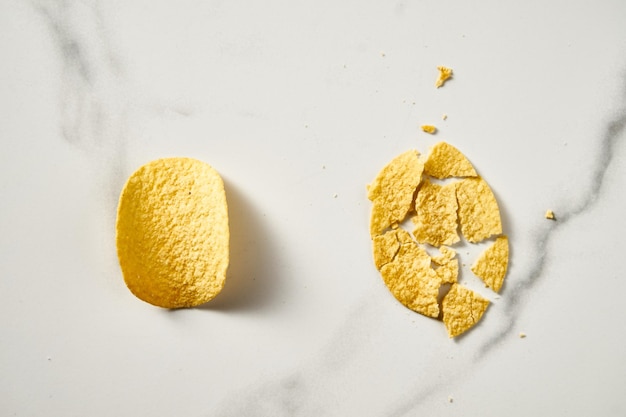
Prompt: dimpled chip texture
<box><xmin>412</xmin><ymin>179</ymin><xmax>460</xmax><ymax>247</ymax></box>
<box><xmin>442</xmin><ymin>284</ymin><xmax>490</xmax><ymax>338</ymax></box>
<box><xmin>471</xmin><ymin>235</ymin><xmax>509</xmax><ymax>293</ymax></box>
<box><xmin>456</xmin><ymin>177</ymin><xmax>502</xmax><ymax>243</ymax></box>
<box><xmin>368</xmin><ymin>150</ymin><xmax>423</xmax><ymax>236</ymax></box>
<box><xmin>424</xmin><ymin>142</ymin><xmax>477</xmax><ymax>179</ymax></box>
<box><xmin>380</xmin><ymin>242</ymin><xmax>441</xmax><ymax>318</ymax></box>
<box><xmin>116</xmin><ymin>157</ymin><xmax>229</xmax><ymax>308</ymax></box>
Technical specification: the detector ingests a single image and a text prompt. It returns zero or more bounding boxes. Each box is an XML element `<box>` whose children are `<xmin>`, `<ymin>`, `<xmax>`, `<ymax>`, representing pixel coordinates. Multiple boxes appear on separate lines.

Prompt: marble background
<box><xmin>1</xmin><ymin>0</ymin><xmax>625</xmax><ymax>415</ymax></box>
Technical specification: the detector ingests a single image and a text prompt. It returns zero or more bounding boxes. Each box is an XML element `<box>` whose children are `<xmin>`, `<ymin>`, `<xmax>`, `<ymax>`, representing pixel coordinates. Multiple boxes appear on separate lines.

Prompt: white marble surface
<box><xmin>1</xmin><ymin>0</ymin><xmax>626</xmax><ymax>415</ymax></box>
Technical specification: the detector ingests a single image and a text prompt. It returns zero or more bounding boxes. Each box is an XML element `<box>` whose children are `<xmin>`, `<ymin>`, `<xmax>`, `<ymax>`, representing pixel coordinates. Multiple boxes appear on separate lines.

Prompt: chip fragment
<box><xmin>432</xmin><ymin>246</ymin><xmax>456</xmax><ymax>266</ymax></box>
<box><xmin>456</xmin><ymin>177</ymin><xmax>502</xmax><ymax>243</ymax></box>
<box><xmin>380</xmin><ymin>242</ymin><xmax>441</xmax><ymax>318</ymax></box>
<box><xmin>442</xmin><ymin>284</ymin><xmax>490</xmax><ymax>338</ymax></box>
<box><xmin>424</xmin><ymin>142</ymin><xmax>477</xmax><ymax>179</ymax></box>
<box><xmin>435</xmin><ymin>258</ymin><xmax>459</xmax><ymax>284</ymax></box>
<box><xmin>116</xmin><ymin>157</ymin><xmax>229</xmax><ymax>308</ymax></box>
<box><xmin>435</xmin><ymin>66</ymin><xmax>453</xmax><ymax>88</ymax></box>
<box><xmin>368</xmin><ymin>150</ymin><xmax>423</xmax><ymax>236</ymax></box>
<box><xmin>545</xmin><ymin>210</ymin><xmax>556</xmax><ymax>220</ymax></box>
<box><xmin>421</xmin><ymin>125</ymin><xmax>437</xmax><ymax>134</ymax></box>
<box><xmin>412</xmin><ymin>179</ymin><xmax>460</xmax><ymax>247</ymax></box>
<box><xmin>471</xmin><ymin>236</ymin><xmax>509</xmax><ymax>292</ymax></box>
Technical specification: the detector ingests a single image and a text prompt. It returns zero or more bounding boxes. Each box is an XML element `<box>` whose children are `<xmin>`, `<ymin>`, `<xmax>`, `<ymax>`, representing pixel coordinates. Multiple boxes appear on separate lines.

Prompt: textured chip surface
<box><xmin>380</xmin><ymin>242</ymin><xmax>441</xmax><ymax>318</ymax></box>
<box><xmin>412</xmin><ymin>179</ymin><xmax>459</xmax><ymax>247</ymax></box>
<box><xmin>424</xmin><ymin>142</ymin><xmax>477</xmax><ymax>179</ymax></box>
<box><xmin>456</xmin><ymin>177</ymin><xmax>502</xmax><ymax>243</ymax></box>
<box><xmin>471</xmin><ymin>236</ymin><xmax>509</xmax><ymax>293</ymax></box>
<box><xmin>368</xmin><ymin>150</ymin><xmax>423</xmax><ymax>236</ymax></box>
<box><xmin>435</xmin><ymin>66</ymin><xmax>453</xmax><ymax>88</ymax></box>
<box><xmin>442</xmin><ymin>284</ymin><xmax>490</xmax><ymax>338</ymax></box>
<box><xmin>116</xmin><ymin>157</ymin><xmax>229</xmax><ymax>308</ymax></box>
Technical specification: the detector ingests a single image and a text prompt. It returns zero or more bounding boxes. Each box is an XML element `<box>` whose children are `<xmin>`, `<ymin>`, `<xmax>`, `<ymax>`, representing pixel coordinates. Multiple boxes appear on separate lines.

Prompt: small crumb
<box><xmin>381</xmin><ymin>51</ymin><xmax>386</xmax><ymax>57</ymax></box>
<box><xmin>519</xmin><ymin>332</ymin><xmax>527</xmax><ymax>338</ymax></box>
<box><xmin>435</xmin><ymin>66</ymin><xmax>453</xmax><ymax>88</ymax></box>
<box><xmin>47</xmin><ymin>357</ymin><xmax>52</xmax><ymax>361</ymax></box>
<box><xmin>545</xmin><ymin>210</ymin><xmax>556</xmax><ymax>220</ymax></box>
<box><xmin>322</xmin><ymin>165</ymin><xmax>326</xmax><ymax>170</ymax></box>
<box><xmin>421</xmin><ymin>125</ymin><xmax>437</xmax><ymax>134</ymax></box>
<box><xmin>333</xmin><ymin>193</ymin><xmax>338</xmax><ymax>198</ymax></box>
<box><xmin>442</xmin><ymin>114</ymin><xmax>448</xmax><ymax>120</ymax></box>
<box><xmin>448</xmin><ymin>396</ymin><xmax>454</xmax><ymax>403</ymax></box>
<box><xmin>305</xmin><ymin>124</ymin><xmax>308</xmax><ymax>128</ymax></box>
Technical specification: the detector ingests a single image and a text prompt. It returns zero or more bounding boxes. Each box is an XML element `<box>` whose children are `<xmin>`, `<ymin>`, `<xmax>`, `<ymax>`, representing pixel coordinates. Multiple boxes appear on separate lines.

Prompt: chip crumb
<box><xmin>545</xmin><ymin>210</ymin><xmax>556</xmax><ymax>220</ymax></box>
<box><xmin>333</xmin><ymin>193</ymin><xmax>338</xmax><ymax>198</ymax></box>
<box><xmin>435</xmin><ymin>66</ymin><xmax>453</xmax><ymax>88</ymax></box>
<box><xmin>448</xmin><ymin>396</ymin><xmax>454</xmax><ymax>403</ymax></box>
<box><xmin>442</xmin><ymin>114</ymin><xmax>448</xmax><ymax>120</ymax></box>
<box><xmin>519</xmin><ymin>332</ymin><xmax>527</xmax><ymax>338</ymax></box>
<box><xmin>421</xmin><ymin>125</ymin><xmax>437</xmax><ymax>134</ymax></box>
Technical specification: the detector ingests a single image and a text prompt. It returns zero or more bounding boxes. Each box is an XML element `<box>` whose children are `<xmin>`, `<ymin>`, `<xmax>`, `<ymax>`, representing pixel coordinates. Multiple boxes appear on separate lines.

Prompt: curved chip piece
<box><xmin>442</xmin><ymin>284</ymin><xmax>490</xmax><ymax>338</ymax></box>
<box><xmin>116</xmin><ymin>157</ymin><xmax>229</xmax><ymax>308</ymax></box>
<box><xmin>412</xmin><ymin>179</ymin><xmax>460</xmax><ymax>247</ymax></box>
<box><xmin>424</xmin><ymin>142</ymin><xmax>477</xmax><ymax>179</ymax></box>
<box><xmin>456</xmin><ymin>177</ymin><xmax>502</xmax><ymax>243</ymax></box>
<box><xmin>380</xmin><ymin>242</ymin><xmax>441</xmax><ymax>318</ymax></box>
<box><xmin>368</xmin><ymin>150</ymin><xmax>423</xmax><ymax>236</ymax></box>
<box><xmin>471</xmin><ymin>236</ymin><xmax>509</xmax><ymax>293</ymax></box>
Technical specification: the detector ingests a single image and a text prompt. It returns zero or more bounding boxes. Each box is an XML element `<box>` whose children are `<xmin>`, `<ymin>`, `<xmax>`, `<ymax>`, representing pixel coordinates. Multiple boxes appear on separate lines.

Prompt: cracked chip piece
<box><xmin>456</xmin><ymin>177</ymin><xmax>502</xmax><ymax>243</ymax></box>
<box><xmin>424</xmin><ymin>142</ymin><xmax>477</xmax><ymax>179</ymax></box>
<box><xmin>116</xmin><ymin>157</ymin><xmax>229</xmax><ymax>308</ymax></box>
<box><xmin>435</xmin><ymin>258</ymin><xmax>459</xmax><ymax>284</ymax></box>
<box><xmin>412</xmin><ymin>179</ymin><xmax>460</xmax><ymax>247</ymax></box>
<box><xmin>442</xmin><ymin>284</ymin><xmax>490</xmax><ymax>338</ymax></box>
<box><xmin>471</xmin><ymin>236</ymin><xmax>509</xmax><ymax>293</ymax></box>
<box><xmin>432</xmin><ymin>246</ymin><xmax>456</xmax><ymax>265</ymax></box>
<box><xmin>435</xmin><ymin>66</ymin><xmax>453</xmax><ymax>88</ymax></box>
<box><xmin>421</xmin><ymin>125</ymin><xmax>437</xmax><ymax>134</ymax></box>
<box><xmin>380</xmin><ymin>242</ymin><xmax>441</xmax><ymax>318</ymax></box>
<box><xmin>368</xmin><ymin>150</ymin><xmax>423</xmax><ymax>236</ymax></box>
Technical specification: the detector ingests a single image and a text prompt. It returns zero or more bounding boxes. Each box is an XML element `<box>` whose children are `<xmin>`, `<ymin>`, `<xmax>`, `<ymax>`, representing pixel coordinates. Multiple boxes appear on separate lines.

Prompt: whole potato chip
<box><xmin>116</xmin><ymin>157</ymin><xmax>229</xmax><ymax>308</ymax></box>
<box><xmin>368</xmin><ymin>150</ymin><xmax>423</xmax><ymax>236</ymax></box>
<box><xmin>471</xmin><ymin>236</ymin><xmax>509</xmax><ymax>293</ymax></box>
<box><xmin>412</xmin><ymin>179</ymin><xmax>460</xmax><ymax>247</ymax></box>
<box><xmin>456</xmin><ymin>177</ymin><xmax>502</xmax><ymax>243</ymax></box>
<box><xmin>442</xmin><ymin>284</ymin><xmax>489</xmax><ymax>338</ymax></box>
<box><xmin>424</xmin><ymin>142</ymin><xmax>477</xmax><ymax>179</ymax></box>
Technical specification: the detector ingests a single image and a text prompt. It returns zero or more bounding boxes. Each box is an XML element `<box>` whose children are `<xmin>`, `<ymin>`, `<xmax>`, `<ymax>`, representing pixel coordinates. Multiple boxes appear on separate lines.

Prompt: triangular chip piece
<box><xmin>471</xmin><ymin>236</ymin><xmax>509</xmax><ymax>292</ymax></box>
<box><xmin>412</xmin><ymin>179</ymin><xmax>460</xmax><ymax>246</ymax></box>
<box><xmin>380</xmin><ymin>242</ymin><xmax>441</xmax><ymax>318</ymax></box>
<box><xmin>368</xmin><ymin>150</ymin><xmax>423</xmax><ymax>236</ymax></box>
<box><xmin>456</xmin><ymin>177</ymin><xmax>502</xmax><ymax>243</ymax></box>
<box><xmin>424</xmin><ymin>142</ymin><xmax>477</xmax><ymax>179</ymax></box>
<box><xmin>442</xmin><ymin>284</ymin><xmax>490</xmax><ymax>338</ymax></box>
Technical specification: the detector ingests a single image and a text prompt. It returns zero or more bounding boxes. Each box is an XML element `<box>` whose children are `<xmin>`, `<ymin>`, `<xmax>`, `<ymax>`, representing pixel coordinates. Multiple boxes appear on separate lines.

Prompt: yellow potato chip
<box><xmin>442</xmin><ymin>284</ymin><xmax>489</xmax><ymax>338</ymax></box>
<box><xmin>380</xmin><ymin>242</ymin><xmax>441</xmax><ymax>318</ymax></box>
<box><xmin>456</xmin><ymin>177</ymin><xmax>502</xmax><ymax>243</ymax></box>
<box><xmin>368</xmin><ymin>150</ymin><xmax>423</xmax><ymax>236</ymax></box>
<box><xmin>435</xmin><ymin>258</ymin><xmax>458</xmax><ymax>284</ymax></box>
<box><xmin>435</xmin><ymin>66</ymin><xmax>453</xmax><ymax>88</ymax></box>
<box><xmin>424</xmin><ymin>142</ymin><xmax>477</xmax><ymax>179</ymax></box>
<box><xmin>412</xmin><ymin>179</ymin><xmax>460</xmax><ymax>247</ymax></box>
<box><xmin>116</xmin><ymin>157</ymin><xmax>229</xmax><ymax>308</ymax></box>
<box><xmin>421</xmin><ymin>125</ymin><xmax>437</xmax><ymax>134</ymax></box>
<box><xmin>471</xmin><ymin>236</ymin><xmax>509</xmax><ymax>293</ymax></box>
<box><xmin>432</xmin><ymin>245</ymin><xmax>456</xmax><ymax>265</ymax></box>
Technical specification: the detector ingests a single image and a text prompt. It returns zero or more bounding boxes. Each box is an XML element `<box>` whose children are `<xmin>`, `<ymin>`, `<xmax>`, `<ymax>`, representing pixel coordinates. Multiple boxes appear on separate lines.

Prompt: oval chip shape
<box><xmin>116</xmin><ymin>158</ymin><xmax>229</xmax><ymax>308</ymax></box>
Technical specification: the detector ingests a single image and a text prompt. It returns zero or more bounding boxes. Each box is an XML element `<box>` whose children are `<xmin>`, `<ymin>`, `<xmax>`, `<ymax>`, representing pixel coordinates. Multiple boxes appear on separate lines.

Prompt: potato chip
<box><xmin>412</xmin><ymin>179</ymin><xmax>460</xmax><ymax>247</ymax></box>
<box><xmin>432</xmin><ymin>245</ymin><xmax>456</xmax><ymax>265</ymax></box>
<box><xmin>471</xmin><ymin>236</ymin><xmax>509</xmax><ymax>292</ymax></box>
<box><xmin>116</xmin><ymin>157</ymin><xmax>229</xmax><ymax>308</ymax></box>
<box><xmin>424</xmin><ymin>142</ymin><xmax>477</xmax><ymax>179</ymax></box>
<box><xmin>442</xmin><ymin>284</ymin><xmax>489</xmax><ymax>338</ymax></box>
<box><xmin>456</xmin><ymin>177</ymin><xmax>502</xmax><ymax>243</ymax></box>
<box><xmin>380</xmin><ymin>242</ymin><xmax>441</xmax><ymax>318</ymax></box>
<box><xmin>368</xmin><ymin>150</ymin><xmax>423</xmax><ymax>236</ymax></box>
<box><xmin>435</xmin><ymin>66</ymin><xmax>453</xmax><ymax>88</ymax></box>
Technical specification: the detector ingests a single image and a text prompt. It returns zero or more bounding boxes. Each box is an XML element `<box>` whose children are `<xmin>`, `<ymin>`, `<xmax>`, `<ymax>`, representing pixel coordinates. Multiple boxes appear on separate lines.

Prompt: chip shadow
<box><xmin>197</xmin><ymin>179</ymin><xmax>281</xmax><ymax>312</ymax></box>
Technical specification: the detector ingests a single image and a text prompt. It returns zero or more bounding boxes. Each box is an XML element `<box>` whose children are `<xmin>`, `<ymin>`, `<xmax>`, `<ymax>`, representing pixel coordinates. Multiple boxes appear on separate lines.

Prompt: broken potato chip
<box><xmin>116</xmin><ymin>157</ymin><xmax>229</xmax><ymax>308</ymax></box>
<box><xmin>368</xmin><ymin>142</ymin><xmax>508</xmax><ymax>337</ymax></box>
